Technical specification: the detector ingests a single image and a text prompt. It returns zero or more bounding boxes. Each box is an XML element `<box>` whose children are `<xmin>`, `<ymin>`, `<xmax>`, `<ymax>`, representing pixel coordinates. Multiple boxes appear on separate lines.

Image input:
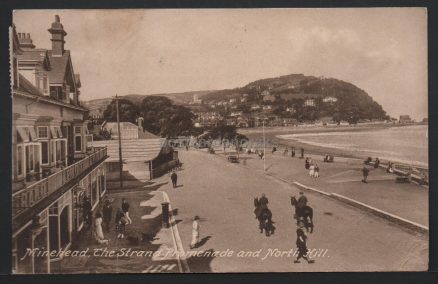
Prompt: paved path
<box><xmin>238</xmin><ymin>150</ymin><xmax>428</xmax><ymax>226</ymax></box>
<box><xmin>163</xmin><ymin>150</ymin><xmax>428</xmax><ymax>272</ymax></box>
<box><xmin>55</xmin><ymin>185</ymin><xmax>180</xmax><ymax>273</ymax></box>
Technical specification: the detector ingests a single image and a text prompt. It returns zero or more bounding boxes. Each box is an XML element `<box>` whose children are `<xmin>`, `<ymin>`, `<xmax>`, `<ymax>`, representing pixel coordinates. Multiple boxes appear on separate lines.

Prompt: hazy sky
<box><xmin>13</xmin><ymin>8</ymin><xmax>427</xmax><ymax>120</ymax></box>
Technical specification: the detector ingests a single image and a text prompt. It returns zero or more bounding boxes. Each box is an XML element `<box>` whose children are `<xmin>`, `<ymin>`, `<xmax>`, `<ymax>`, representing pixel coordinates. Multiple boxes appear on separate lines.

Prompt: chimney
<box><xmin>17</xmin><ymin>32</ymin><xmax>36</xmax><ymax>49</ymax></box>
<box><xmin>48</xmin><ymin>15</ymin><xmax>67</xmax><ymax>56</ymax></box>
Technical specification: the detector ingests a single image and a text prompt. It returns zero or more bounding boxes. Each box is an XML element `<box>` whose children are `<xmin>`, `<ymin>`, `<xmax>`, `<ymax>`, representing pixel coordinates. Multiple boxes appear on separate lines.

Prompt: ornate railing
<box><xmin>12</xmin><ymin>147</ymin><xmax>107</xmax><ymax>218</ymax></box>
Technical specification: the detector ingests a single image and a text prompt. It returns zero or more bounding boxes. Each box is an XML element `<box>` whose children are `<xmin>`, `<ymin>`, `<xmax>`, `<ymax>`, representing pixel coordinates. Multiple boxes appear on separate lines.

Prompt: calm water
<box><xmin>278</xmin><ymin>125</ymin><xmax>428</xmax><ymax>168</ymax></box>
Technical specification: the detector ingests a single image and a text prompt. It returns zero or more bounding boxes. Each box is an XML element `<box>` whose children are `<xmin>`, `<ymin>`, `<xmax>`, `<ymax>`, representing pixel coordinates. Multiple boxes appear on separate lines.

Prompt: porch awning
<box><xmin>50</xmin><ymin>126</ymin><xmax>58</xmax><ymax>138</ymax></box>
<box><xmin>28</xmin><ymin>127</ymin><xmax>37</xmax><ymax>141</ymax></box>
<box><xmin>16</xmin><ymin>127</ymin><xmax>30</xmax><ymax>142</ymax></box>
<box><xmin>55</xmin><ymin>126</ymin><xmax>63</xmax><ymax>138</ymax></box>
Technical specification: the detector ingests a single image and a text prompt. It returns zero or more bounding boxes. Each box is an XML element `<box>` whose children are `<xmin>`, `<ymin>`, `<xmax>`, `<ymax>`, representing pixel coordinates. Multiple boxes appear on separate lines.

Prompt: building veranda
<box><xmin>11</xmin><ymin>16</ymin><xmax>108</xmax><ymax>274</ymax></box>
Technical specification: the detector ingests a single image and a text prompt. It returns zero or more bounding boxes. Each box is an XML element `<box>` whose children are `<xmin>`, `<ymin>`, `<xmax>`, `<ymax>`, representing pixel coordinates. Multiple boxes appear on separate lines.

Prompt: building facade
<box><xmin>11</xmin><ymin>17</ymin><xmax>108</xmax><ymax>274</ymax></box>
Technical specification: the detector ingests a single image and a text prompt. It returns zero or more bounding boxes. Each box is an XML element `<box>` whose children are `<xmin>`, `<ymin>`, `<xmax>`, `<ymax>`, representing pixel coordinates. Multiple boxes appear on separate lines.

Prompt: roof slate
<box><xmin>47</xmin><ymin>50</ymin><xmax>70</xmax><ymax>84</ymax></box>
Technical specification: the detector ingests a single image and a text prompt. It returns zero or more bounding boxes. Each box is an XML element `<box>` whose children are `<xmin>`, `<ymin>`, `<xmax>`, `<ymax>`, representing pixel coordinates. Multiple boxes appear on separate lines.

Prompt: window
<box><xmin>74</xmin><ymin>126</ymin><xmax>82</xmax><ymax>135</ymax></box>
<box><xmin>56</xmin><ymin>140</ymin><xmax>61</xmax><ymax>161</ymax></box>
<box><xmin>17</xmin><ymin>145</ymin><xmax>23</xmax><ymax>177</ymax></box>
<box><xmin>28</xmin><ymin>145</ymin><xmax>34</xmax><ymax>171</ymax></box>
<box><xmin>41</xmin><ymin>141</ymin><xmax>48</xmax><ymax>164</ymax></box>
<box><xmin>74</xmin><ymin>126</ymin><xmax>82</xmax><ymax>152</ymax></box>
<box><xmin>51</xmin><ymin>141</ymin><xmax>56</xmax><ymax>163</ymax></box>
<box><xmin>75</xmin><ymin>136</ymin><xmax>82</xmax><ymax>152</ymax></box>
<box><xmin>38</xmin><ymin>127</ymin><xmax>49</xmax><ymax>139</ymax></box>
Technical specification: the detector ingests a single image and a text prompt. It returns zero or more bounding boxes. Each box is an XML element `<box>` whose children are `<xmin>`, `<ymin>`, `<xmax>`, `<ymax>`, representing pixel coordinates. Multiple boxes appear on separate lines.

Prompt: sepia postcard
<box><xmin>10</xmin><ymin>8</ymin><xmax>428</xmax><ymax>273</ymax></box>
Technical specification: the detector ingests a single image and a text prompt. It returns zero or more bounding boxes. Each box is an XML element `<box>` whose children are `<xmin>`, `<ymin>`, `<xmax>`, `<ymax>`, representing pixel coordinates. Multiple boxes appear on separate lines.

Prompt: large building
<box><xmin>11</xmin><ymin>16</ymin><xmax>108</xmax><ymax>273</ymax></box>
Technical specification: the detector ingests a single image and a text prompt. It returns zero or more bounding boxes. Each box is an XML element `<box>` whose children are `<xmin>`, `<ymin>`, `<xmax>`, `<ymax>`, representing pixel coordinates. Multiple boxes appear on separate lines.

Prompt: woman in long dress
<box><xmin>309</xmin><ymin>163</ymin><xmax>315</xmax><ymax>177</ymax></box>
<box><xmin>190</xmin><ymin>216</ymin><xmax>200</xmax><ymax>249</ymax></box>
<box><xmin>94</xmin><ymin>212</ymin><xmax>109</xmax><ymax>245</ymax></box>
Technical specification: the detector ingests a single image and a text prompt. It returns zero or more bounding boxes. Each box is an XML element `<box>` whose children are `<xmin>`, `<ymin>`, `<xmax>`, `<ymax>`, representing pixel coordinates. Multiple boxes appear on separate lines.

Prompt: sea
<box><xmin>277</xmin><ymin>125</ymin><xmax>428</xmax><ymax>168</ymax></box>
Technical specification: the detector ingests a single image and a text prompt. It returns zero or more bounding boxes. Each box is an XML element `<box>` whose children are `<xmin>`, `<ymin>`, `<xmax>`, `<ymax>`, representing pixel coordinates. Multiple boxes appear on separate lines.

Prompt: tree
<box><xmin>102</xmin><ymin>98</ymin><xmax>139</xmax><ymax>124</ymax></box>
<box><xmin>140</xmin><ymin>96</ymin><xmax>195</xmax><ymax>137</ymax></box>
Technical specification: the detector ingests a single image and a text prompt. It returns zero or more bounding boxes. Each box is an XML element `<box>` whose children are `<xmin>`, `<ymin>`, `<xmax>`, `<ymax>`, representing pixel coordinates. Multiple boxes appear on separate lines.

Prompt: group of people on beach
<box><xmin>305</xmin><ymin>157</ymin><xmax>320</xmax><ymax>178</ymax></box>
<box><xmin>80</xmin><ymin>197</ymin><xmax>133</xmax><ymax>245</ymax></box>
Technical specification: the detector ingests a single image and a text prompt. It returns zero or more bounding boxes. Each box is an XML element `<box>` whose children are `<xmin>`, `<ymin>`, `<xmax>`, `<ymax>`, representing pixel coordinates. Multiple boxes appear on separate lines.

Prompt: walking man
<box><xmin>102</xmin><ymin>198</ymin><xmax>113</xmax><ymax>232</ymax></box>
<box><xmin>121</xmin><ymin>198</ymin><xmax>132</xmax><ymax>224</ymax></box>
<box><xmin>294</xmin><ymin>221</ymin><xmax>315</xmax><ymax>264</ymax></box>
<box><xmin>362</xmin><ymin>166</ymin><xmax>370</xmax><ymax>183</ymax></box>
<box><xmin>171</xmin><ymin>170</ymin><xmax>178</xmax><ymax>188</ymax></box>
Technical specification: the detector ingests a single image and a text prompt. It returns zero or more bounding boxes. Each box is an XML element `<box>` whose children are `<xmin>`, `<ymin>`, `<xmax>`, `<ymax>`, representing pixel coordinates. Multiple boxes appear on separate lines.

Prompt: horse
<box><xmin>290</xmin><ymin>196</ymin><xmax>314</xmax><ymax>233</ymax></box>
<box><xmin>253</xmin><ymin>198</ymin><xmax>275</xmax><ymax>236</ymax></box>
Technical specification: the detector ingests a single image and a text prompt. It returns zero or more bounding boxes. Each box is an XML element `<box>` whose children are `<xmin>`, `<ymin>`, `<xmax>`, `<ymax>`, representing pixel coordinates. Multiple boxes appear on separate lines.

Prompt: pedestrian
<box><xmin>115</xmin><ymin>208</ymin><xmax>127</xmax><ymax>239</ymax></box>
<box><xmin>82</xmin><ymin>196</ymin><xmax>92</xmax><ymax>230</ymax></box>
<box><xmin>300</xmin><ymin>148</ymin><xmax>304</xmax><ymax>159</ymax></box>
<box><xmin>291</xmin><ymin>147</ymin><xmax>296</xmax><ymax>157</ymax></box>
<box><xmin>314</xmin><ymin>163</ymin><xmax>319</xmax><ymax>178</ymax></box>
<box><xmin>121</xmin><ymin>198</ymin><xmax>132</xmax><ymax>224</ymax></box>
<box><xmin>305</xmin><ymin>157</ymin><xmax>310</xmax><ymax>170</ymax></box>
<box><xmin>171</xmin><ymin>170</ymin><xmax>178</xmax><ymax>188</ymax></box>
<box><xmin>362</xmin><ymin>166</ymin><xmax>369</xmax><ymax>183</ymax></box>
<box><xmin>386</xmin><ymin>162</ymin><xmax>394</xmax><ymax>173</ymax></box>
<box><xmin>374</xmin><ymin>157</ymin><xmax>380</xmax><ymax>169</ymax></box>
<box><xmin>190</xmin><ymin>216</ymin><xmax>200</xmax><ymax>249</ymax></box>
<box><xmin>294</xmin><ymin>221</ymin><xmax>314</xmax><ymax>264</ymax></box>
<box><xmin>309</xmin><ymin>163</ymin><xmax>315</xmax><ymax>177</ymax></box>
<box><xmin>102</xmin><ymin>199</ymin><xmax>113</xmax><ymax>232</ymax></box>
<box><xmin>94</xmin><ymin>212</ymin><xmax>109</xmax><ymax>245</ymax></box>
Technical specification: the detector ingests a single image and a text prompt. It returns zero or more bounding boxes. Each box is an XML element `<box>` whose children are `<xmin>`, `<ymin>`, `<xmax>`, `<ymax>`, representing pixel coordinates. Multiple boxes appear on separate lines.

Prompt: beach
<box><xmin>239</xmin><ymin>124</ymin><xmax>428</xmax><ymax>170</ymax></box>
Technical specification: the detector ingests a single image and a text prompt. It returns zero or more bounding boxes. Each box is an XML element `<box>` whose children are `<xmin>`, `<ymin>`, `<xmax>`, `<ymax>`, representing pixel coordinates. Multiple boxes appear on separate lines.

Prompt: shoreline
<box><xmin>238</xmin><ymin>124</ymin><xmax>428</xmax><ymax>171</ymax></box>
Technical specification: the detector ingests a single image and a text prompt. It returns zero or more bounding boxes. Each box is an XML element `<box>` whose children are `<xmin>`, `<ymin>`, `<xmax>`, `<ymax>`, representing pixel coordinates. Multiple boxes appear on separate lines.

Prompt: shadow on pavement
<box><xmin>194</xmin><ymin>236</ymin><xmax>212</xmax><ymax>248</ymax></box>
<box><xmin>185</xmin><ymin>248</ymin><xmax>216</xmax><ymax>273</ymax></box>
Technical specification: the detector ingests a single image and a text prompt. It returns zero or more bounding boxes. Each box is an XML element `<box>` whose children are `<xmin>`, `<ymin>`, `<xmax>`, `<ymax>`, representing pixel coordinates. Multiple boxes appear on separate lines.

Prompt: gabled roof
<box><xmin>17</xmin><ymin>74</ymin><xmax>44</xmax><ymax>97</ymax></box>
<box><xmin>74</xmin><ymin>74</ymin><xmax>81</xmax><ymax>88</ymax></box>
<box><xmin>18</xmin><ymin>49</ymin><xmax>51</xmax><ymax>70</ymax></box>
<box><xmin>47</xmin><ymin>50</ymin><xmax>70</xmax><ymax>84</ymax></box>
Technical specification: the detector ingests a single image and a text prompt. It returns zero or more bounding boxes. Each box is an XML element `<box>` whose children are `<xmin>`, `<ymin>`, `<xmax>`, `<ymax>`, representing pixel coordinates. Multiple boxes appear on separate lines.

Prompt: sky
<box><xmin>13</xmin><ymin>8</ymin><xmax>427</xmax><ymax>120</ymax></box>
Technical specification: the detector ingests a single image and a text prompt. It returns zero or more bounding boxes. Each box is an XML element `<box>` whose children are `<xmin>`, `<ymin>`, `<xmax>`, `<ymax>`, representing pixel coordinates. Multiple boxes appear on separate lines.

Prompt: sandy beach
<box><xmin>238</xmin><ymin>123</ymin><xmax>428</xmax><ymax>170</ymax></box>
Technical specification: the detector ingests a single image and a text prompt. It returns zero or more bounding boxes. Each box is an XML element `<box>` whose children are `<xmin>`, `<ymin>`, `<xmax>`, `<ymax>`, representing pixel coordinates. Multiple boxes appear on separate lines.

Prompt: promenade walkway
<box><xmin>233</xmin><ymin>150</ymin><xmax>428</xmax><ymax>227</ymax></box>
<box><xmin>54</xmin><ymin>181</ymin><xmax>180</xmax><ymax>273</ymax></box>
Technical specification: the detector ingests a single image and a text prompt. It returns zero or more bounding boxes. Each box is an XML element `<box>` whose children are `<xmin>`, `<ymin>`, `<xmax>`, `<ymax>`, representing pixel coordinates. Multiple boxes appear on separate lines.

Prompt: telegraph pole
<box><xmin>115</xmin><ymin>94</ymin><xmax>123</xmax><ymax>189</ymax></box>
<box><xmin>263</xmin><ymin>119</ymin><xmax>266</xmax><ymax>171</ymax></box>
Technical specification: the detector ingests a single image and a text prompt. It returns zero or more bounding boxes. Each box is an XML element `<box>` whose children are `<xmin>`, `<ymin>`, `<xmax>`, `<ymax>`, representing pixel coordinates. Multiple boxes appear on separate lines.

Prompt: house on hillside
<box><xmin>261</xmin><ymin>90</ymin><xmax>270</xmax><ymax>96</ymax></box>
<box><xmin>286</xmin><ymin>107</ymin><xmax>295</xmax><ymax>113</ymax></box>
<box><xmin>323</xmin><ymin>96</ymin><xmax>338</xmax><ymax>103</ymax></box>
<box><xmin>262</xmin><ymin>95</ymin><xmax>276</xmax><ymax>103</ymax></box>
<box><xmin>304</xmin><ymin>98</ymin><xmax>316</xmax><ymax>107</ymax></box>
